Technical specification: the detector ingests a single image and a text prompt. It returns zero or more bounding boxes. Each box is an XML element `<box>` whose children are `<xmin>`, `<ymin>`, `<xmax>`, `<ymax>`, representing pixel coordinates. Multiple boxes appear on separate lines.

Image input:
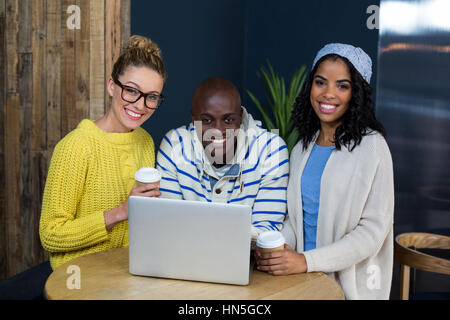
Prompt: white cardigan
<box><xmin>281</xmin><ymin>132</ymin><xmax>394</xmax><ymax>300</ymax></box>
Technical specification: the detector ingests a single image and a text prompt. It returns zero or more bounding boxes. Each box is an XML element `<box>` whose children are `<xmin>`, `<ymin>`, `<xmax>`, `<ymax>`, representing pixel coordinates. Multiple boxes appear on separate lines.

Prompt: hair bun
<box><xmin>112</xmin><ymin>34</ymin><xmax>167</xmax><ymax>82</ymax></box>
<box><xmin>125</xmin><ymin>35</ymin><xmax>162</xmax><ymax>59</ymax></box>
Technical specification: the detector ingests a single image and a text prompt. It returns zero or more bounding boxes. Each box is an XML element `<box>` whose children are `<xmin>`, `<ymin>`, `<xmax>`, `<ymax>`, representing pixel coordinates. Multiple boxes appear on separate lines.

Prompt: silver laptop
<box><xmin>128</xmin><ymin>196</ymin><xmax>252</xmax><ymax>285</ymax></box>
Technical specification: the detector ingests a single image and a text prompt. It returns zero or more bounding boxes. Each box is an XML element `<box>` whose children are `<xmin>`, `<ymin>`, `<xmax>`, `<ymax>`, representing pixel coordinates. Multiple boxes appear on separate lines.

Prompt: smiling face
<box><xmin>310</xmin><ymin>58</ymin><xmax>352</xmax><ymax>131</ymax></box>
<box><xmin>105</xmin><ymin>66</ymin><xmax>164</xmax><ymax>132</ymax></box>
<box><xmin>191</xmin><ymin>80</ymin><xmax>242</xmax><ymax>167</ymax></box>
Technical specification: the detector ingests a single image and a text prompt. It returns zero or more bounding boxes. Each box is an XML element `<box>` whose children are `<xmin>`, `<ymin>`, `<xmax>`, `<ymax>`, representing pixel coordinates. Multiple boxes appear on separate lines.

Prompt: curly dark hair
<box><xmin>292</xmin><ymin>54</ymin><xmax>386</xmax><ymax>151</ymax></box>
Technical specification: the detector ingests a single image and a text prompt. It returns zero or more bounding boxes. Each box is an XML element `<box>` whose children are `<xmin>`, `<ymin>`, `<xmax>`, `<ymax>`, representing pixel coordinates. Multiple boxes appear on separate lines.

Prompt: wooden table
<box><xmin>44</xmin><ymin>247</ymin><xmax>345</xmax><ymax>300</ymax></box>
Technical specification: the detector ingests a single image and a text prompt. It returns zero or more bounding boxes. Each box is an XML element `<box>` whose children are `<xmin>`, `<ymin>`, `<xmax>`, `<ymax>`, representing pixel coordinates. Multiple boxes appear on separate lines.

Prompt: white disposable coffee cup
<box><xmin>134</xmin><ymin>167</ymin><xmax>161</xmax><ymax>187</ymax></box>
<box><xmin>256</xmin><ymin>231</ymin><xmax>285</xmax><ymax>253</ymax></box>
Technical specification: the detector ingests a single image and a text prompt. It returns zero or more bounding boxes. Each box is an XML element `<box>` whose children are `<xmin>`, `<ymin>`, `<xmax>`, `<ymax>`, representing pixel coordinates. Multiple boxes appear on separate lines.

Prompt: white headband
<box><xmin>312</xmin><ymin>43</ymin><xmax>373</xmax><ymax>84</ymax></box>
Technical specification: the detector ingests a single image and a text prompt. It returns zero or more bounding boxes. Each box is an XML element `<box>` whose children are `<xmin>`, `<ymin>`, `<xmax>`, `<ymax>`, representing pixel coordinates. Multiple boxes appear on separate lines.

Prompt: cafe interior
<box><xmin>0</xmin><ymin>0</ymin><xmax>449</xmax><ymax>301</ymax></box>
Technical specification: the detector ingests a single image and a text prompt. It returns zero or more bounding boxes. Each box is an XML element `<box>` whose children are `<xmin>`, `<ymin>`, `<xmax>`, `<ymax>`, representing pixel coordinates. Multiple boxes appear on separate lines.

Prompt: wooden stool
<box><xmin>394</xmin><ymin>233</ymin><xmax>450</xmax><ymax>300</ymax></box>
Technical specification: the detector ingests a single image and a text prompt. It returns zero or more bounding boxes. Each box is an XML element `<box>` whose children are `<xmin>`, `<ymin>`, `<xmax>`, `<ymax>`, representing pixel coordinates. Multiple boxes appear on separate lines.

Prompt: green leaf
<box><xmin>246</xmin><ymin>89</ymin><xmax>275</xmax><ymax>130</ymax></box>
<box><xmin>261</xmin><ymin>67</ymin><xmax>281</xmax><ymax>129</ymax></box>
<box><xmin>286</xmin><ymin>127</ymin><xmax>300</xmax><ymax>154</ymax></box>
<box><xmin>246</xmin><ymin>60</ymin><xmax>307</xmax><ymax>152</ymax></box>
<box><xmin>280</xmin><ymin>77</ymin><xmax>287</xmax><ymax>136</ymax></box>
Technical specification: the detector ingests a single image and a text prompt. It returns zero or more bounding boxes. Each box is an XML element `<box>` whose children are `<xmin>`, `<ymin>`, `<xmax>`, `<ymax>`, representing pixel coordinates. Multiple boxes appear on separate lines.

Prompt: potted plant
<box><xmin>246</xmin><ymin>60</ymin><xmax>307</xmax><ymax>153</ymax></box>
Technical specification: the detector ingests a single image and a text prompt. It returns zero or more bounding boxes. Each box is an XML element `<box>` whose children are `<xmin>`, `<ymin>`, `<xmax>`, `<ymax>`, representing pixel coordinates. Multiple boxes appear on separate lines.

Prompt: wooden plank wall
<box><xmin>0</xmin><ymin>0</ymin><xmax>130</xmax><ymax>281</ymax></box>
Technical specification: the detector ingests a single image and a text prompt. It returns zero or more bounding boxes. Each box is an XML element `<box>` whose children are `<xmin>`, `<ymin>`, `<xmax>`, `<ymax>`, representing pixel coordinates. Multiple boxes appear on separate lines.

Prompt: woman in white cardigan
<box><xmin>255</xmin><ymin>43</ymin><xmax>394</xmax><ymax>300</ymax></box>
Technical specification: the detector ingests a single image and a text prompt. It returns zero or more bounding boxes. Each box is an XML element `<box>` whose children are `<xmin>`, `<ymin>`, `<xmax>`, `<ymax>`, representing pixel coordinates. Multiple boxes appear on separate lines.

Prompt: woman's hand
<box><xmin>254</xmin><ymin>244</ymin><xmax>308</xmax><ymax>276</ymax></box>
<box><xmin>129</xmin><ymin>183</ymin><xmax>161</xmax><ymax>198</ymax></box>
<box><xmin>104</xmin><ymin>183</ymin><xmax>161</xmax><ymax>230</ymax></box>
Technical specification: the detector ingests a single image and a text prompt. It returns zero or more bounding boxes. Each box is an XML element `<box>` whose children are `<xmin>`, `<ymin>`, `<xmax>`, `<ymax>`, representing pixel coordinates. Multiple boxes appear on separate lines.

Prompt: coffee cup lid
<box><xmin>134</xmin><ymin>167</ymin><xmax>161</xmax><ymax>183</ymax></box>
<box><xmin>256</xmin><ymin>231</ymin><xmax>285</xmax><ymax>249</ymax></box>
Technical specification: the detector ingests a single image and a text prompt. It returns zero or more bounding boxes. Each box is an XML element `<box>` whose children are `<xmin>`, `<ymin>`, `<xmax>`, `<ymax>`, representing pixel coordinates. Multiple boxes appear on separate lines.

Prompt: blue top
<box><xmin>301</xmin><ymin>143</ymin><xmax>335</xmax><ymax>251</ymax></box>
<box><xmin>209</xmin><ymin>164</ymin><xmax>239</xmax><ymax>189</ymax></box>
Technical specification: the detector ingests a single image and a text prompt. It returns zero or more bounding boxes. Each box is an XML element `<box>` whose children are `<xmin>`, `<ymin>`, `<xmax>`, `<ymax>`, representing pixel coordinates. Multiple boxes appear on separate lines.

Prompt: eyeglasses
<box><xmin>113</xmin><ymin>78</ymin><xmax>165</xmax><ymax>109</ymax></box>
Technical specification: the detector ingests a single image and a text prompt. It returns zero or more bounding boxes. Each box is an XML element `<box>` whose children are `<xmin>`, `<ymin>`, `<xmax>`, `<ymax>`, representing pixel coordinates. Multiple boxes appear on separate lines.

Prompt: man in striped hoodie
<box><xmin>156</xmin><ymin>77</ymin><xmax>289</xmax><ymax>242</ymax></box>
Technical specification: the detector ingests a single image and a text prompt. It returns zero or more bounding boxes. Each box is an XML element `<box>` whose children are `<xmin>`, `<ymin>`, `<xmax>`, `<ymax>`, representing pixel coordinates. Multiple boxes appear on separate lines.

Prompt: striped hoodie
<box><xmin>156</xmin><ymin>107</ymin><xmax>289</xmax><ymax>239</ymax></box>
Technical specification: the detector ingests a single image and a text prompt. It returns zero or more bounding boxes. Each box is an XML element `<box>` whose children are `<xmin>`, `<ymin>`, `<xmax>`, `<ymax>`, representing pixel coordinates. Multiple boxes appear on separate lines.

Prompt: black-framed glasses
<box><xmin>113</xmin><ymin>78</ymin><xmax>165</xmax><ymax>109</ymax></box>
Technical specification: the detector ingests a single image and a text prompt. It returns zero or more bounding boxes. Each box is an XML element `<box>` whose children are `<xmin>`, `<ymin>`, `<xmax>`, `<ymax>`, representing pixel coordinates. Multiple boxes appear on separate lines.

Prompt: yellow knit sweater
<box><xmin>40</xmin><ymin>119</ymin><xmax>155</xmax><ymax>270</ymax></box>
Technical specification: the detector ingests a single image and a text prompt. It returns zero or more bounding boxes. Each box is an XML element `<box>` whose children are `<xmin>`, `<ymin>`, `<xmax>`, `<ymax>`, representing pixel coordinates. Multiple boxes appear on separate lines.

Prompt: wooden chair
<box><xmin>394</xmin><ymin>233</ymin><xmax>450</xmax><ymax>300</ymax></box>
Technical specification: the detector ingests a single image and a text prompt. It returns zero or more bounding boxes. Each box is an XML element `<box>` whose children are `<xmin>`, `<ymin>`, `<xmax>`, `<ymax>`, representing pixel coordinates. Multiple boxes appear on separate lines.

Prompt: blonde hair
<box><xmin>112</xmin><ymin>35</ymin><xmax>167</xmax><ymax>82</ymax></box>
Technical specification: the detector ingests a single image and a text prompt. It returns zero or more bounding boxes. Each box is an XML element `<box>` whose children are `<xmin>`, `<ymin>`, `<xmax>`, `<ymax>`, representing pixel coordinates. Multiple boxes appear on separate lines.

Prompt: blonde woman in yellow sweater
<box><xmin>39</xmin><ymin>35</ymin><xmax>167</xmax><ymax>270</ymax></box>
